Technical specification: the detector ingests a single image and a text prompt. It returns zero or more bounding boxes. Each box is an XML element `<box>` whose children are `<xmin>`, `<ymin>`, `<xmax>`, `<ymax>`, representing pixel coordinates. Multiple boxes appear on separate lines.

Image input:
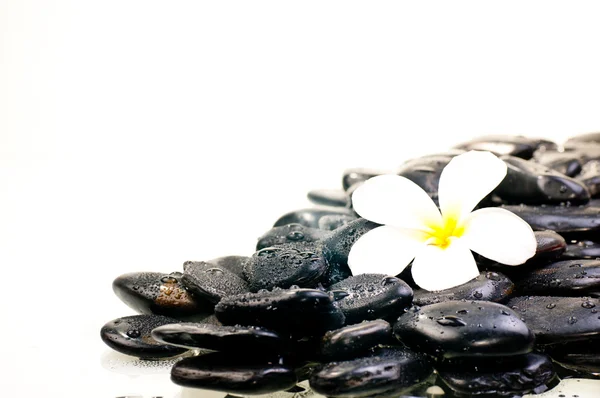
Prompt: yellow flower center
<box><xmin>425</xmin><ymin>214</ymin><xmax>465</xmax><ymax>249</ymax></box>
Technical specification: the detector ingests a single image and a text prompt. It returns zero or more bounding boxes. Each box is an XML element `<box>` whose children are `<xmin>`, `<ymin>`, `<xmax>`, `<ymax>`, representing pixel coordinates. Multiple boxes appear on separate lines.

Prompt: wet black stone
<box><xmin>318</xmin><ymin>214</ymin><xmax>358</xmax><ymax>231</ymax></box>
<box><xmin>501</xmin><ymin>203</ymin><xmax>600</xmax><ymax>235</ymax></box>
<box><xmin>171</xmin><ymin>352</ymin><xmax>297</xmax><ymax>394</ymax></box>
<box><xmin>413</xmin><ymin>271</ymin><xmax>514</xmax><ymax>306</ymax></box>
<box><xmin>515</xmin><ymin>259</ymin><xmax>600</xmax><ymax>296</ymax></box>
<box><xmin>256</xmin><ymin>224</ymin><xmax>327</xmax><ymax>250</ymax></box>
<box><xmin>274</xmin><ymin>207</ymin><xmax>353</xmax><ymax>229</ymax></box>
<box><xmin>320</xmin><ymin>218</ymin><xmax>379</xmax><ymax>287</ymax></box>
<box><xmin>329</xmin><ymin>274</ymin><xmax>413</xmax><ymax>324</ymax></box>
<box><xmin>545</xmin><ymin>340</ymin><xmax>600</xmax><ymax>374</ymax></box>
<box><xmin>576</xmin><ymin>160</ymin><xmax>600</xmax><ymax>197</ymax></box>
<box><xmin>112</xmin><ymin>272</ymin><xmax>213</xmax><ymax>317</ymax></box>
<box><xmin>100</xmin><ymin>315</ymin><xmax>186</xmax><ymax>358</ymax></box>
<box><xmin>320</xmin><ymin>320</ymin><xmax>392</xmax><ymax>361</ymax></box>
<box><xmin>307</xmin><ymin>189</ymin><xmax>349</xmax><ymax>208</ymax></box>
<box><xmin>506</xmin><ymin>296</ymin><xmax>600</xmax><ymax>344</ymax></box>
<box><xmin>494</xmin><ymin>156</ymin><xmax>590</xmax><ymax>205</ymax></box>
<box><xmin>206</xmin><ymin>255</ymin><xmax>249</xmax><ymax>279</ymax></box>
<box><xmin>151</xmin><ymin>323</ymin><xmax>286</xmax><ymax>352</ymax></box>
<box><xmin>244</xmin><ymin>243</ymin><xmax>328</xmax><ymax>291</ymax></box>
<box><xmin>563</xmin><ymin>240</ymin><xmax>600</xmax><ymax>259</ymax></box>
<box><xmin>215</xmin><ymin>288</ymin><xmax>345</xmax><ymax>336</ymax></box>
<box><xmin>309</xmin><ymin>346</ymin><xmax>433</xmax><ymax>398</ymax></box>
<box><xmin>342</xmin><ymin>168</ymin><xmax>386</xmax><ymax>191</ymax></box>
<box><xmin>182</xmin><ymin>261</ymin><xmax>249</xmax><ymax>304</ymax></box>
<box><xmin>437</xmin><ymin>353</ymin><xmax>555</xmax><ymax>396</ymax></box>
<box><xmin>393</xmin><ymin>300</ymin><xmax>534</xmax><ymax>359</ymax></box>
<box><xmin>533</xmin><ymin>151</ymin><xmax>583</xmax><ymax>177</ymax></box>
<box><xmin>397</xmin><ymin>155</ymin><xmax>453</xmax><ymax>203</ymax></box>
<box><xmin>454</xmin><ymin>135</ymin><xmax>557</xmax><ymax>159</ymax></box>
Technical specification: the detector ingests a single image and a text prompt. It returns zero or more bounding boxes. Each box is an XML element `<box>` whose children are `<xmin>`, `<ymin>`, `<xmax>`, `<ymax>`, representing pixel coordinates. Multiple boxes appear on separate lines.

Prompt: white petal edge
<box><xmin>411</xmin><ymin>238</ymin><xmax>479</xmax><ymax>291</ymax></box>
<box><xmin>461</xmin><ymin>207</ymin><xmax>537</xmax><ymax>266</ymax></box>
<box><xmin>347</xmin><ymin>225</ymin><xmax>428</xmax><ymax>276</ymax></box>
<box><xmin>351</xmin><ymin>174</ymin><xmax>442</xmax><ymax>231</ymax></box>
<box><xmin>438</xmin><ymin>151</ymin><xmax>507</xmax><ymax>224</ymax></box>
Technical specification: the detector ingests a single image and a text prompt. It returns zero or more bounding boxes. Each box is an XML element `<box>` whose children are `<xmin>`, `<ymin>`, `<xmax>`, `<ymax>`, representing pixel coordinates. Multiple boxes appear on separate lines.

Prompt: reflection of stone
<box><xmin>523</xmin><ymin>378</ymin><xmax>600</xmax><ymax>397</ymax></box>
<box><xmin>100</xmin><ymin>349</ymin><xmax>191</xmax><ymax>375</ymax></box>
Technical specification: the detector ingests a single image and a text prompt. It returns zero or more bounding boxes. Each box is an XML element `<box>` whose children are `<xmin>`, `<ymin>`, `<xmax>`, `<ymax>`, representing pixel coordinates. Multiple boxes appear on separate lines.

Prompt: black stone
<box><xmin>151</xmin><ymin>323</ymin><xmax>286</xmax><ymax>352</ymax></box>
<box><xmin>215</xmin><ymin>288</ymin><xmax>345</xmax><ymax>336</ymax></box>
<box><xmin>273</xmin><ymin>207</ymin><xmax>353</xmax><ymax>229</ymax></box>
<box><xmin>243</xmin><ymin>243</ymin><xmax>328</xmax><ymax>291</ymax></box>
<box><xmin>412</xmin><ymin>271</ymin><xmax>514</xmax><ymax>306</ymax></box>
<box><xmin>206</xmin><ymin>255</ymin><xmax>249</xmax><ymax>279</ymax></box>
<box><xmin>396</xmin><ymin>155</ymin><xmax>453</xmax><ymax>203</ymax></box>
<box><xmin>393</xmin><ymin>300</ymin><xmax>534</xmax><ymax>359</ymax></box>
<box><xmin>182</xmin><ymin>261</ymin><xmax>249</xmax><ymax>304</ymax></box>
<box><xmin>256</xmin><ymin>224</ymin><xmax>327</xmax><ymax>251</ymax></box>
<box><xmin>320</xmin><ymin>320</ymin><xmax>392</xmax><ymax>361</ymax></box>
<box><xmin>501</xmin><ymin>203</ymin><xmax>600</xmax><ymax>235</ymax></box>
<box><xmin>494</xmin><ymin>156</ymin><xmax>590</xmax><ymax>205</ymax></box>
<box><xmin>506</xmin><ymin>296</ymin><xmax>600</xmax><ymax>344</ymax></box>
<box><xmin>545</xmin><ymin>340</ymin><xmax>600</xmax><ymax>374</ymax></box>
<box><xmin>454</xmin><ymin>135</ymin><xmax>557</xmax><ymax>159</ymax></box>
<box><xmin>577</xmin><ymin>160</ymin><xmax>600</xmax><ymax>197</ymax></box>
<box><xmin>320</xmin><ymin>218</ymin><xmax>379</xmax><ymax>287</ymax></box>
<box><xmin>437</xmin><ymin>353</ymin><xmax>555</xmax><ymax>396</ymax></box>
<box><xmin>100</xmin><ymin>315</ymin><xmax>186</xmax><ymax>359</ymax></box>
<box><xmin>307</xmin><ymin>189</ymin><xmax>349</xmax><ymax>208</ymax></box>
<box><xmin>171</xmin><ymin>352</ymin><xmax>297</xmax><ymax>394</ymax></box>
<box><xmin>318</xmin><ymin>214</ymin><xmax>358</xmax><ymax>231</ymax></box>
<box><xmin>112</xmin><ymin>272</ymin><xmax>212</xmax><ymax>317</ymax></box>
<box><xmin>342</xmin><ymin>168</ymin><xmax>385</xmax><ymax>191</ymax></box>
<box><xmin>563</xmin><ymin>240</ymin><xmax>600</xmax><ymax>259</ymax></box>
<box><xmin>309</xmin><ymin>346</ymin><xmax>433</xmax><ymax>398</ymax></box>
<box><xmin>515</xmin><ymin>259</ymin><xmax>600</xmax><ymax>297</ymax></box>
<box><xmin>329</xmin><ymin>274</ymin><xmax>413</xmax><ymax>324</ymax></box>
<box><xmin>533</xmin><ymin>151</ymin><xmax>583</xmax><ymax>177</ymax></box>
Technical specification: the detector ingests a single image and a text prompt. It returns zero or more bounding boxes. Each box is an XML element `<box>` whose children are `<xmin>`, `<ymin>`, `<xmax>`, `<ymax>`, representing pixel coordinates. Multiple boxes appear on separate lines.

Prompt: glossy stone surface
<box><xmin>437</xmin><ymin>353</ymin><xmax>555</xmax><ymax>396</ymax></box>
<box><xmin>576</xmin><ymin>160</ymin><xmax>600</xmax><ymax>197</ymax></box>
<box><xmin>243</xmin><ymin>243</ymin><xmax>328</xmax><ymax>291</ymax></box>
<box><xmin>307</xmin><ymin>189</ymin><xmax>349</xmax><ymax>208</ymax></box>
<box><xmin>533</xmin><ymin>151</ymin><xmax>583</xmax><ymax>177</ymax></box>
<box><xmin>528</xmin><ymin>230</ymin><xmax>567</xmax><ymax>264</ymax></box>
<box><xmin>317</xmin><ymin>214</ymin><xmax>358</xmax><ymax>231</ymax></box>
<box><xmin>310</xmin><ymin>346</ymin><xmax>432</xmax><ymax>398</ymax></box>
<box><xmin>563</xmin><ymin>240</ymin><xmax>600</xmax><ymax>259</ymax></box>
<box><xmin>112</xmin><ymin>272</ymin><xmax>212</xmax><ymax>317</ymax></box>
<box><xmin>501</xmin><ymin>203</ymin><xmax>600</xmax><ymax>234</ymax></box>
<box><xmin>215</xmin><ymin>288</ymin><xmax>345</xmax><ymax>336</ymax></box>
<box><xmin>397</xmin><ymin>155</ymin><xmax>453</xmax><ymax>202</ymax></box>
<box><xmin>506</xmin><ymin>296</ymin><xmax>600</xmax><ymax>344</ymax></box>
<box><xmin>256</xmin><ymin>224</ymin><xmax>327</xmax><ymax>250</ymax></box>
<box><xmin>273</xmin><ymin>207</ymin><xmax>353</xmax><ymax>229</ymax></box>
<box><xmin>393</xmin><ymin>301</ymin><xmax>534</xmax><ymax>359</ymax></box>
<box><xmin>320</xmin><ymin>218</ymin><xmax>379</xmax><ymax>287</ymax></box>
<box><xmin>495</xmin><ymin>156</ymin><xmax>590</xmax><ymax>205</ymax></box>
<box><xmin>100</xmin><ymin>315</ymin><xmax>186</xmax><ymax>358</ymax></box>
<box><xmin>329</xmin><ymin>274</ymin><xmax>413</xmax><ymax>324</ymax></box>
<box><xmin>171</xmin><ymin>353</ymin><xmax>297</xmax><ymax>394</ymax></box>
<box><xmin>342</xmin><ymin>168</ymin><xmax>385</xmax><ymax>191</ymax></box>
<box><xmin>454</xmin><ymin>135</ymin><xmax>557</xmax><ymax>159</ymax></box>
<box><xmin>515</xmin><ymin>259</ymin><xmax>600</xmax><ymax>296</ymax></box>
<box><xmin>413</xmin><ymin>271</ymin><xmax>514</xmax><ymax>306</ymax></box>
<box><xmin>151</xmin><ymin>323</ymin><xmax>286</xmax><ymax>352</ymax></box>
<box><xmin>182</xmin><ymin>261</ymin><xmax>249</xmax><ymax>303</ymax></box>
<box><xmin>546</xmin><ymin>341</ymin><xmax>600</xmax><ymax>373</ymax></box>
<box><xmin>206</xmin><ymin>255</ymin><xmax>249</xmax><ymax>279</ymax></box>
<box><xmin>319</xmin><ymin>320</ymin><xmax>392</xmax><ymax>361</ymax></box>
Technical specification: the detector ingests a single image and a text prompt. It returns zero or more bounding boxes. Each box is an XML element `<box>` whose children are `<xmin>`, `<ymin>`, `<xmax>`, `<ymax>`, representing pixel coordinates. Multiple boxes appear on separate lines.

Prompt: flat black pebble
<box><xmin>215</xmin><ymin>288</ymin><xmax>345</xmax><ymax>336</ymax></box>
<box><xmin>309</xmin><ymin>346</ymin><xmax>432</xmax><ymax>398</ymax></box>
<box><xmin>182</xmin><ymin>261</ymin><xmax>249</xmax><ymax>304</ymax></box>
<box><xmin>256</xmin><ymin>224</ymin><xmax>327</xmax><ymax>250</ymax></box>
<box><xmin>307</xmin><ymin>189</ymin><xmax>350</xmax><ymax>208</ymax></box>
<box><xmin>413</xmin><ymin>271</ymin><xmax>514</xmax><ymax>306</ymax></box>
<box><xmin>320</xmin><ymin>320</ymin><xmax>392</xmax><ymax>361</ymax></box>
<box><xmin>563</xmin><ymin>240</ymin><xmax>600</xmax><ymax>259</ymax></box>
<box><xmin>318</xmin><ymin>214</ymin><xmax>358</xmax><ymax>231</ymax></box>
<box><xmin>533</xmin><ymin>151</ymin><xmax>582</xmax><ymax>177</ymax></box>
<box><xmin>151</xmin><ymin>323</ymin><xmax>286</xmax><ymax>352</ymax></box>
<box><xmin>100</xmin><ymin>315</ymin><xmax>186</xmax><ymax>358</ymax></box>
<box><xmin>112</xmin><ymin>272</ymin><xmax>212</xmax><ymax>317</ymax></box>
<box><xmin>576</xmin><ymin>160</ymin><xmax>600</xmax><ymax>197</ymax></box>
<box><xmin>501</xmin><ymin>203</ymin><xmax>600</xmax><ymax>235</ymax></box>
<box><xmin>437</xmin><ymin>353</ymin><xmax>555</xmax><ymax>396</ymax></box>
<box><xmin>342</xmin><ymin>168</ymin><xmax>385</xmax><ymax>191</ymax></box>
<box><xmin>243</xmin><ymin>243</ymin><xmax>328</xmax><ymax>291</ymax></box>
<box><xmin>206</xmin><ymin>255</ymin><xmax>249</xmax><ymax>278</ymax></box>
<box><xmin>454</xmin><ymin>135</ymin><xmax>557</xmax><ymax>159</ymax></box>
<box><xmin>506</xmin><ymin>296</ymin><xmax>600</xmax><ymax>344</ymax></box>
<box><xmin>396</xmin><ymin>155</ymin><xmax>453</xmax><ymax>203</ymax></box>
<box><xmin>393</xmin><ymin>300</ymin><xmax>534</xmax><ymax>358</ymax></box>
<box><xmin>171</xmin><ymin>352</ymin><xmax>297</xmax><ymax>394</ymax></box>
<box><xmin>273</xmin><ymin>207</ymin><xmax>353</xmax><ymax>229</ymax></box>
<box><xmin>329</xmin><ymin>274</ymin><xmax>413</xmax><ymax>324</ymax></box>
<box><xmin>515</xmin><ymin>259</ymin><xmax>600</xmax><ymax>296</ymax></box>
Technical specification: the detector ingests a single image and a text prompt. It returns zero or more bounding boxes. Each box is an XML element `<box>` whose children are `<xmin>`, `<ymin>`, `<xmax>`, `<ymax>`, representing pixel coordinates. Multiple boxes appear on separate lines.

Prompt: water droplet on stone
<box><xmin>457</xmin><ymin>309</ymin><xmax>468</xmax><ymax>314</ymax></box>
<box><xmin>286</xmin><ymin>231</ymin><xmax>305</xmax><ymax>241</ymax></box>
<box><xmin>436</xmin><ymin>315</ymin><xmax>467</xmax><ymax>327</ymax></box>
<box><xmin>473</xmin><ymin>291</ymin><xmax>483</xmax><ymax>299</ymax></box>
<box><xmin>582</xmin><ymin>301</ymin><xmax>596</xmax><ymax>309</ymax></box>
<box><xmin>126</xmin><ymin>329</ymin><xmax>141</xmax><ymax>338</ymax></box>
<box><xmin>161</xmin><ymin>276</ymin><xmax>177</xmax><ymax>283</ymax></box>
<box><xmin>485</xmin><ymin>271</ymin><xmax>501</xmax><ymax>281</ymax></box>
<box><xmin>568</xmin><ymin>316</ymin><xmax>578</xmax><ymax>325</ymax></box>
<box><xmin>546</xmin><ymin>303</ymin><xmax>556</xmax><ymax>309</ymax></box>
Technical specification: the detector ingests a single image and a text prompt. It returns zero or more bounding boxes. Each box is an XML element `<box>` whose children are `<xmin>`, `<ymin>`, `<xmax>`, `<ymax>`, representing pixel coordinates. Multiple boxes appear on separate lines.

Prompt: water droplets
<box><xmin>581</xmin><ymin>301</ymin><xmax>596</xmax><ymax>309</ymax></box>
<box><xmin>546</xmin><ymin>303</ymin><xmax>556</xmax><ymax>309</ymax></box>
<box><xmin>436</xmin><ymin>315</ymin><xmax>467</xmax><ymax>327</ymax></box>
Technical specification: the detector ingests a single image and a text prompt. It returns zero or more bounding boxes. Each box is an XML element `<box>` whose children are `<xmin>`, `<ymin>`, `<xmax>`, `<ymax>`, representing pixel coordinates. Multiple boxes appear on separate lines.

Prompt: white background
<box><xmin>3</xmin><ymin>1</ymin><xmax>600</xmax><ymax>397</ymax></box>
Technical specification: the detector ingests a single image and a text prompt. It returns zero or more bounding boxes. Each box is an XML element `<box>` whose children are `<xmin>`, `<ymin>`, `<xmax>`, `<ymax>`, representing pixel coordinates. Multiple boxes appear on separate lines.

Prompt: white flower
<box><xmin>348</xmin><ymin>150</ymin><xmax>537</xmax><ymax>291</ymax></box>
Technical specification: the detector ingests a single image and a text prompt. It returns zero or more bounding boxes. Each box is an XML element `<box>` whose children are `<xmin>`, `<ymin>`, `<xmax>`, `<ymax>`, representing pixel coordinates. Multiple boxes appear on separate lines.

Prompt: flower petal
<box><xmin>351</xmin><ymin>174</ymin><xmax>442</xmax><ymax>230</ymax></box>
<box><xmin>461</xmin><ymin>207</ymin><xmax>537</xmax><ymax>265</ymax></box>
<box><xmin>438</xmin><ymin>151</ymin><xmax>507</xmax><ymax>224</ymax></box>
<box><xmin>411</xmin><ymin>238</ymin><xmax>479</xmax><ymax>291</ymax></box>
<box><xmin>348</xmin><ymin>225</ymin><xmax>428</xmax><ymax>276</ymax></box>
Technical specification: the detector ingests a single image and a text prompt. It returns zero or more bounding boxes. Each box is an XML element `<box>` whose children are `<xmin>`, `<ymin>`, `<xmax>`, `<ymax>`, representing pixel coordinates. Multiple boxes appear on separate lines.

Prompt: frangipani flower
<box><xmin>348</xmin><ymin>151</ymin><xmax>537</xmax><ymax>291</ymax></box>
